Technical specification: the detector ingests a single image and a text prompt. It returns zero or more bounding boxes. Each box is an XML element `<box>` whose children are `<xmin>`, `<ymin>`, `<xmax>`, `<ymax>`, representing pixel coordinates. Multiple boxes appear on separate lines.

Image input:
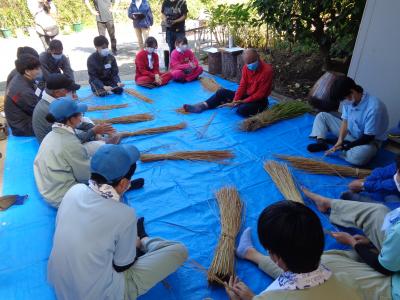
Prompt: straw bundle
<box><xmin>276</xmin><ymin>154</ymin><xmax>372</xmax><ymax>178</ymax></box>
<box><xmin>240</xmin><ymin>101</ymin><xmax>312</xmax><ymax>132</ymax></box>
<box><xmin>87</xmin><ymin>103</ymin><xmax>129</xmax><ymax>111</ymax></box>
<box><xmin>200</xmin><ymin>77</ymin><xmax>221</xmax><ymax>93</ymax></box>
<box><xmin>140</xmin><ymin>150</ymin><xmax>234</xmax><ymax>163</ymax></box>
<box><xmin>125</xmin><ymin>88</ymin><xmax>154</xmax><ymax>104</ymax></box>
<box><xmin>93</xmin><ymin>113</ymin><xmax>154</xmax><ymax>124</ymax></box>
<box><xmin>264</xmin><ymin>160</ymin><xmax>304</xmax><ymax>203</ymax></box>
<box><xmin>208</xmin><ymin>187</ymin><xmax>243</xmax><ymax>285</ymax></box>
<box><xmin>121</xmin><ymin>122</ymin><xmax>187</xmax><ymax>137</ymax></box>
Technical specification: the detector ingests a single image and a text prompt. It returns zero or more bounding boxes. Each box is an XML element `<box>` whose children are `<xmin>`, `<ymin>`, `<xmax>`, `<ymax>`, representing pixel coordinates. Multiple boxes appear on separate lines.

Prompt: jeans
<box><xmin>165</xmin><ymin>29</ymin><xmax>185</xmax><ymax>54</ymax></box>
<box><xmin>97</xmin><ymin>21</ymin><xmax>117</xmax><ymax>51</ymax></box>
<box><xmin>205</xmin><ymin>88</ymin><xmax>268</xmax><ymax>118</ymax></box>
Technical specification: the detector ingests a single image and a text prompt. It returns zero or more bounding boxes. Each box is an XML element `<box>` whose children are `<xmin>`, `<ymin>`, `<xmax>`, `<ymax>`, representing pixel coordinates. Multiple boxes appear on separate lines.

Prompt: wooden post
<box><xmin>205</xmin><ymin>48</ymin><xmax>222</xmax><ymax>75</ymax></box>
<box><xmin>220</xmin><ymin>47</ymin><xmax>244</xmax><ymax>80</ymax></box>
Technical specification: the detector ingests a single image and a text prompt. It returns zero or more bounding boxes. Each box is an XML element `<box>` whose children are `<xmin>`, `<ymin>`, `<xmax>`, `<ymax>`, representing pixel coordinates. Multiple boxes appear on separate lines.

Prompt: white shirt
<box><xmin>147</xmin><ymin>53</ymin><xmax>154</xmax><ymax>70</ymax></box>
<box><xmin>135</xmin><ymin>0</ymin><xmax>142</xmax><ymax>9</ymax></box>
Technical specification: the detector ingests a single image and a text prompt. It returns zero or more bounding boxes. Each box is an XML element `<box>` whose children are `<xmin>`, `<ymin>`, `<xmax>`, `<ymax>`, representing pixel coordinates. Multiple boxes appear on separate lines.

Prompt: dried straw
<box><xmin>200</xmin><ymin>77</ymin><xmax>221</xmax><ymax>93</ymax></box>
<box><xmin>264</xmin><ymin>160</ymin><xmax>304</xmax><ymax>203</ymax></box>
<box><xmin>276</xmin><ymin>154</ymin><xmax>372</xmax><ymax>178</ymax></box>
<box><xmin>140</xmin><ymin>150</ymin><xmax>234</xmax><ymax>163</ymax></box>
<box><xmin>199</xmin><ymin>112</ymin><xmax>217</xmax><ymax>138</ymax></box>
<box><xmin>240</xmin><ymin>101</ymin><xmax>312</xmax><ymax>132</ymax></box>
<box><xmin>87</xmin><ymin>103</ymin><xmax>129</xmax><ymax>111</ymax></box>
<box><xmin>208</xmin><ymin>187</ymin><xmax>243</xmax><ymax>285</ymax></box>
<box><xmin>121</xmin><ymin>122</ymin><xmax>186</xmax><ymax>138</ymax></box>
<box><xmin>125</xmin><ymin>88</ymin><xmax>154</xmax><ymax>104</ymax></box>
<box><xmin>175</xmin><ymin>107</ymin><xmax>190</xmax><ymax>114</ymax></box>
<box><xmin>93</xmin><ymin>113</ymin><xmax>154</xmax><ymax>124</ymax></box>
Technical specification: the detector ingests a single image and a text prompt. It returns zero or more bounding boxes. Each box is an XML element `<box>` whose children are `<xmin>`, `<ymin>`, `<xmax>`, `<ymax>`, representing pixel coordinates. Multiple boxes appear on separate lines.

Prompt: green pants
<box><xmin>124</xmin><ymin>237</ymin><xmax>188</xmax><ymax>300</ymax></box>
<box><xmin>258</xmin><ymin>200</ymin><xmax>393</xmax><ymax>300</ymax></box>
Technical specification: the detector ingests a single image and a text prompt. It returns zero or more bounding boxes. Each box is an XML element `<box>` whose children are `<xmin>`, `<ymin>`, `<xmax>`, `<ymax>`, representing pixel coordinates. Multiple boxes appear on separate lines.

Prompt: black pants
<box><xmin>97</xmin><ymin>21</ymin><xmax>117</xmax><ymax>51</ymax></box>
<box><xmin>90</xmin><ymin>81</ymin><xmax>123</xmax><ymax>97</ymax></box>
<box><xmin>166</xmin><ymin>29</ymin><xmax>185</xmax><ymax>54</ymax></box>
<box><xmin>205</xmin><ymin>88</ymin><xmax>268</xmax><ymax>117</ymax></box>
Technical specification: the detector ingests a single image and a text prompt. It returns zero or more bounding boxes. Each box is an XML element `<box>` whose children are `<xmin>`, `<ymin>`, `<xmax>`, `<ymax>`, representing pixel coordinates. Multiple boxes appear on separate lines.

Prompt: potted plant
<box><xmin>65</xmin><ymin>0</ymin><xmax>84</xmax><ymax>32</ymax></box>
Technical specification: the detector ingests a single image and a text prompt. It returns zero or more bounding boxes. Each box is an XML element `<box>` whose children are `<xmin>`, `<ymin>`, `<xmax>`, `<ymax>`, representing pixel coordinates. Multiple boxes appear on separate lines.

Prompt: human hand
<box><xmin>218</xmin><ymin>101</ymin><xmax>243</xmax><ymax>108</ymax></box>
<box><xmin>154</xmin><ymin>74</ymin><xmax>162</xmax><ymax>85</ymax></box>
<box><xmin>117</xmin><ymin>82</ymin><xmax>125</xmax><ymax>88</ymax></box>
<box><xmin>225</xmin><ymin>276</ymin><xmax>240</xmax><ymax>300</ymax></box>
<box><xmin>353</xmin><ymin>234</ymin><xmax>371</xmax><ymax>245</ymax></box>
<box><xmin>325</xmin><ymin>141</ymin><xmax>343</xmax><ymax>156</ymax></box>
<box><xmin>91</xmin><ymin>10</ymin><xmax>99</xmax><ymax>16</ymax></box>
<box><xmin>189</xmin><ymin>62</ymin><xmax>195</xmax><ymax>68</ymax></box>
<box><xmin>328</xmin><ymin>231</ymin><xmax>357</xmax><ymax>247</ymax></box>
<box><xmin>226</xmin><ymin>276</ymin><xmax>255</xmax><ymax>300</ymax></box>
<box><xmin>93</xmin><ymin>123</ymin><xmax>115</xmax><ymax>135</ymax></box>
<box><xmin>348</xmin><ymin>179</ymin><xmax>364</xmax><ymax>192</ymax></box>
<box><xmin>103</xmin><ymin>85</ymin><xmax>113</xmax><ymax>92</ymax></box>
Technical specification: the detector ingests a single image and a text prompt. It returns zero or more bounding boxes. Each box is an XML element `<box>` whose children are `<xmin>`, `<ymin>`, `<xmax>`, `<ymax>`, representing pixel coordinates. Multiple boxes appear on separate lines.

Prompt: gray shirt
<box><xmin>48</xmin><ymin>184</ymin><xmax>137</xmax><ymax>300</ymax></box>
<box><xmin>92</xmin><ymin>0</ymin><xmax>114</xmax><ymax>22</ymax></box>
<box><xmin>39</xmin><ymin>52</ymin><xmax>75</xmax><ymax>81</ymax></box>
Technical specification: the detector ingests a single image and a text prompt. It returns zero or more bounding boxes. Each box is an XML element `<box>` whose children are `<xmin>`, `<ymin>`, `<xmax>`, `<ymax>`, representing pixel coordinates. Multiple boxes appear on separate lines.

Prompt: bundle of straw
<box><xmin>240</xmin><ymin>101</ymin><xmax>312</xmax><ymax>132</ymax></box>
<box><xmin>264</xmin><ymin>160</ymin><xmax>304</xmax><ymax>203</ymax></box>
<box><xmin>93</xmin><ymin>113</ymin><xmax>154</xmax><ymax>124</ymax></box>
<box><xmin>200</xmin><ymin>77</ymin><xmax>221</xmax><ymax>93</ymax></box>
<box><xmin>125</xmin><ymin>88</ymin><xmax>154</xmax><ymax>104</ymax></box>
<box><xmin>121</xmin><ymin>122</ymin><xmax>187</xmax><ymax>138</ymax></box>
<box><xmin>208</xmin><ymin>187</ymin><xmax>243</xmax><ymax>285</ymax></box>
<box><xmin>87</xmin><ymin>103</ymin><xmax>129</xmax><ymax>111</ymax></box>
<box><xmin>276</xmin><ymin>154</ymin><xmax>372</xmax><ymax>178</ymax></box>
<box><xmin>140</xmin><ymin>150</ymin><xmax>234</xmax><ymax>163</ymax></box>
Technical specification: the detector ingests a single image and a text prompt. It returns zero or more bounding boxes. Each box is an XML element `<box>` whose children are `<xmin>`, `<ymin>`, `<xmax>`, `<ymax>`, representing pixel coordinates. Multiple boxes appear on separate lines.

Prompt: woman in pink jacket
<box><xmin>169</xmin><ymin>37</ymin><xmax>203</xmax><ymax>82</ymax></box>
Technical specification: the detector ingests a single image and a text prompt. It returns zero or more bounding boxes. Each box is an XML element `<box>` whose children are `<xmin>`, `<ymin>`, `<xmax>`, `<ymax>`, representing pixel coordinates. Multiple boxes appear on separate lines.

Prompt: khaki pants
<box><xmin>258</xmin><ymin>200</ymin><xmax>392</xmax><ymax>300</ymax></box>
<box><xmin>124</xmin><ymin>237</ymin><xmax>188</xmax><ymax>300</ymax></box>
<box><xmin>134</xmin><ymin>27</ymin><xmax>150</xmax><ymax>50</ymax></box>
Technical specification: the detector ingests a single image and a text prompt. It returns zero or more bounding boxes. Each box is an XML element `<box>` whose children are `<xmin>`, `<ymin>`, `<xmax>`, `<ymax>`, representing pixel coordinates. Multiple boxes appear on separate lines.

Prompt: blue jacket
<box><xmin>128</xmin><ymin>0</ymin><xmax>153</xmax><ymax>29</ymax></box>
<box><xmin>364</xmin><ymin>163</ymin><xmax>400</xmax><ymax>195</ymax></box>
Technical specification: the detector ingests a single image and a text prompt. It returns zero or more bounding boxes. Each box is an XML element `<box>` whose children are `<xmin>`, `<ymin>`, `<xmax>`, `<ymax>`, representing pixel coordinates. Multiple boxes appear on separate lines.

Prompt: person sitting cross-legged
<box><xmin>226</xmin><ymin>200</ymin><xmax>362</xmax><ymax>300</ymax></box>
<box><xmin>308</xmin><ymin>76</ymin><xmax>389</xmax><ymax>166</ymax></box>
<box><xmin>301</xmin><ymin>187</ymin><xmax>400</xmax><ymax>300</ymax></box>
<box><xmin>170</xmin><ymin>36</ymin><xmax>203</xmax><ymax>83</ymax></box>
<box><xmin>87</xmin><ymin>35</ymin><xmax>125</xmax><ymax>97</ymax></box>
<box><xmin>135</xmin><ymin>36</ymin><xmax>172</xmax><ymax>88</ymax></box>
<box><xmin>182</xmin><ymin>48</ymin><xmax>273</xmax><ymax>118</ymax></box>
<box><xmin>48</xmin><ymin>144</ymin><xmax>188</xmax><ymax>300</ymax></box>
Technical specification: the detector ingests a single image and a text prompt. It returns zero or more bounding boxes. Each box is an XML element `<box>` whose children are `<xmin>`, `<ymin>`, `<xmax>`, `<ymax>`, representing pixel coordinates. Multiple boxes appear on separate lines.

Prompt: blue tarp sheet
<box><xmin>0</xmin><ymin>76</ymin><xmax>396</xmax><ymax>300</ymax></box>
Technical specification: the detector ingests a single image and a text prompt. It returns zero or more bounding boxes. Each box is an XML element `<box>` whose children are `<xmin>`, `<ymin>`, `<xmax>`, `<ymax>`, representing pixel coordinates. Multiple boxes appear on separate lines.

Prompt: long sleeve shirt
<box><xmin>234</xmin><ymin>60</ymin><xmax>273</xmax><ymax>103</ymax></box>
<box><xmin>169</xmin><ymin>49</ymin><xmax>199</xmax><ymax>71</ymax></box>
<box><xmin>39</xmin><ymin>52</ymin><xmax>75</xmax><ymax>81</ymax></box>
<box><xmin>87</xmin><ymin>52</ymin><xmax>120</xmax><ymax>88</ymax></box>
<box><xmin>134</xmin><ymin>50</ymin><xmax>160</xmax><ymax>81</ymax></box>
<box><xmin>127</xmin><ymin>0</ymin><xmax>153</xmax><ymax>28</ymax></box>
<box><xmin>364</xmin><ymin>163</ymin><xmax>399</xmax><ymax>195</ymax></box>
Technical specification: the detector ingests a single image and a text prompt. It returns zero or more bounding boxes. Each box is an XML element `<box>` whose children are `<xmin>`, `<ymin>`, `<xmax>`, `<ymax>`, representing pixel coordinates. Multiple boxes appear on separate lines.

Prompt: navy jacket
<box><xmin>87</xmin><ymin>52</ymin><xmax>120</xmax><ymax>89</ymax></box>
<box><xmin>128</xmin><ymin>0</ymin><xmax>153</xmax><ymax>29</ymax></box>
<box><xmin>364</xmin><ymin>163</ymin><xmax>400</xmax><ymax>196</ymax></box>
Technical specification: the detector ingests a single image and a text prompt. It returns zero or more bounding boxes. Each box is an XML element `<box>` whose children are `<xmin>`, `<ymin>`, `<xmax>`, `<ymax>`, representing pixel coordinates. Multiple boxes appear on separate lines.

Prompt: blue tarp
<box><xmin>0</xmin><ymin>76</ymin><xmax>396</xmax><ymax>300</ymax></box>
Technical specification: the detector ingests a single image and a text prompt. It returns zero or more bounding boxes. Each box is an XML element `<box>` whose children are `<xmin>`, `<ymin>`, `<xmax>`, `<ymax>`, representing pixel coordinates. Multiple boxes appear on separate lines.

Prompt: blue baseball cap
<box><xmin>49</xmin><ymin>97</ymin><xmax>87</xmax><ymax>121</ymax></box>
<box><xmin>91</xmin><ymin>144</ymin><xmax>140</xmax><ymax>182</ymax></box>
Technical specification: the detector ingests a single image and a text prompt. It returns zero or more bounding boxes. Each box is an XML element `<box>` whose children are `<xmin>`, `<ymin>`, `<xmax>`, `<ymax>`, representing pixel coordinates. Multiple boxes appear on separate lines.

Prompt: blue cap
<box><xmin>49</xmin><ymin>96</ymin><xmax>87</xmax><ymax>121</ymax></box>
<box><xmin>91</xmin><ymin>144</ymin><xmax>140</xmax><ymax>182</ymax></box>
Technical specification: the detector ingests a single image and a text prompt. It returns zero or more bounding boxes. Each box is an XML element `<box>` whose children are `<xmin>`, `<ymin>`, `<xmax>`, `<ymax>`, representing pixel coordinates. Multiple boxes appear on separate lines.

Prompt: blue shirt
<box><xmin>379</xmin><ymin>221</ymin><xmax>400</xmax><ymax>299</ymax></box>
<box><xmin>341</xmin><ymin>93</ymin><xmax>389</xmax><ymax>141</ymax></box>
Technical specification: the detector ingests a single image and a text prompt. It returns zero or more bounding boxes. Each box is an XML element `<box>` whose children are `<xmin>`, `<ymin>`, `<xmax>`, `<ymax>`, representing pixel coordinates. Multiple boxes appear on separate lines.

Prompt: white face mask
<box><xmin>146</xmin><ymin>47</ymin><xmax>155</xmax><ymax>54</ymax></box>
<box><xmin>100</xmin><ymin>48</ymin><xmax>111</xmax><ymax>57</ymax></box>
<box><xmin>52</xmin><ymin>54</ymin><xmax>63</xmax><ymax>60</ymax></box>
<box><xmin>177</xmin><ymin>45</ymin><xmax>188</xmax><ymax>53</ymax></box>
<box><xmin>394</xmin><ymin>173</ymin><xmax>400</xmax><ymax>192</ymax></box>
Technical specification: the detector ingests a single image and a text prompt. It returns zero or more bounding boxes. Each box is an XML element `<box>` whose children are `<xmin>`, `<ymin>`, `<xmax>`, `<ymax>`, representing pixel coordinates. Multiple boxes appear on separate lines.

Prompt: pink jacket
<box><xmin>170</xmin><ymin>49</ymin><xmax>199</xmax><ymax>71</ymax></box>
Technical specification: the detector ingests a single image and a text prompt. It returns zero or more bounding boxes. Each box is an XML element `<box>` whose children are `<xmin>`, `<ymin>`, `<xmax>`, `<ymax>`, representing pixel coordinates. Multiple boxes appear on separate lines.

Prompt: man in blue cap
<box><xmin>48</xmin><ymin>144</ymin><xmax>188</xmax><ymax>300</ymax></box>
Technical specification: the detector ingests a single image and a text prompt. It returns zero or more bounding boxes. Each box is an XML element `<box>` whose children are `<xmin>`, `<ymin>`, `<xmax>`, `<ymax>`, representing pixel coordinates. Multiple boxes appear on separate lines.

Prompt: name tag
<box><xmin>35</xmin><ymin>88</ymin><xmax>42</xmax><ymax>97</ymax></box>
<box><xmin>104</xmin><ymin>64</ymin><xmax>111</xmax><ymax>69</ymax></box>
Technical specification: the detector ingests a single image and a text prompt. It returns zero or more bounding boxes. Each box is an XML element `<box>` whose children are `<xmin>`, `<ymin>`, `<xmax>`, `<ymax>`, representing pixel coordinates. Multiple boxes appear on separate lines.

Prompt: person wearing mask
<box><xmin>128</xmin><ymin>0</ymin><xmax>153</xmax><ymax>50</ymax></box>
<box><xmin>182</xmin><ymin>49</ymin><xmax>273</xmax><ymax>118</ymax></box>
<box><xmin>39</xmin><ymin>39</ymin><xmax>78</xmax><ymax>99</ymax></box>
<box><xmin>135</xmin><ymin>36</ymin><xmax>172</xmax><ymax>88</ymax></box>
<box><xmin>301</xmin><ymin>187</ymin><xmax>400</xmax><ymax>300</ymax></box>
<box><xmin>85</xmin><ymin>0</ymin><xmax>120</xmax><ymax>55</ymax></box>
<box><xmin>341</xmin><ymin>155</ymin><xmax>400</xmax><ymax>203</ymax></box>
<box><xmin>87</xmin><ymin>35</ymin><xmax>125</xmax><ymax>97</ymax></box>
<box><xmin>32</xmin><ymin>74</ymin><xmax>118</xmax><ymax>154</ymax></box>
<box><xmin>48</xmin><ymin>144</ymin><xmax>188</xmax><ymax>300</ymax></box>
<box><xmin>308</xmin><ymin>76</ymin><xmax>389</xmax><ymax>166</ymax></box>
<box><xmin>5</xmin><ymin>54</ymin><xmax>42</xmax><ymax>136</ymax></box>
<box><xmin>170</xmin><ymin>37</ymin><xmax>202</xmax><ymax>82</ymax></box>
<box><xmin>161</xmin><ymin>0</ymin><xmax>188</xmax><ymax>54</ymax></box>
<box><xmin>226</xmin><ymin>201</ymin><xmax>362</xmax><ymax>300</ymax></box>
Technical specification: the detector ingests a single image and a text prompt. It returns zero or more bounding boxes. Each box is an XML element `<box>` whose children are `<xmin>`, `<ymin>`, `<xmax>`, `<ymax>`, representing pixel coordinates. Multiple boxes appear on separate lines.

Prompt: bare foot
<box><xmin>301</xmin><ymin>186</ymin><xmax>332</xmax><ymax>213</ymax></box>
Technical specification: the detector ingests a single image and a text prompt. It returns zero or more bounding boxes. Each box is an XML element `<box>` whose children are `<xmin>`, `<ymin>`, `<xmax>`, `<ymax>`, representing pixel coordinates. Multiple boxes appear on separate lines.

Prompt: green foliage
<box><xmin>250</xmin><ymin>0</ymin><xmax>366</xmax><ymax>62</ymax></box>
<box><xmin>0</xmin><ymin>0</ymin><xmax>33</xmax><ymax>29</ymax></box>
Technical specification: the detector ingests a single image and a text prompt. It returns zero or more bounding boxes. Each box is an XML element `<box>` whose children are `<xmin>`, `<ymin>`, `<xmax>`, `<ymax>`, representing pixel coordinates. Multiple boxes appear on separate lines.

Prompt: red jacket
<box><xmin>234</xmin><ymin>60</ymin><xmax>273</xmax><ymax>103</ymax></box>
<box><xmin>135</xmin><ymin>50</ymin><xmax>160</xmax><ymax>80</ymax></box>
<box><xmin>169</xmin><ymin>49</ymin><xmax>199</xmax><ymax>71</ymax></box>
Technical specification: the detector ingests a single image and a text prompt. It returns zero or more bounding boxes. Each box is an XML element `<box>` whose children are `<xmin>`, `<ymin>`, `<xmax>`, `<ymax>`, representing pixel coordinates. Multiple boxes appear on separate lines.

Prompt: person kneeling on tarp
<box><xmin>135</xmin><ymin>36</ymin><xmax>172</xmax><ymax>88</ymax></box>
<box><xmin>300</xmin><ymin>187</ymin><xmax>400</xmax><ymax>300</ymax></box>
<box><xmin>341</xmin><ymin>154</ymin><xmax>400</xmax><ymax>204</ymax></box>
<box><xmin>182</xmin><ymin>48</ymin><xmax>273</xmax><ymax>118</ymax></box>
<box><xmin>308</xmin><ymin>76</ymin><xmax>389</xmax><ymax>166</ymax></box>
<box><xmin>48</xmin><ymin>144</ymin><xmax>188</xmax><ymax>300</ymax></box>
<box><xmin>226</xmin><ymin>201</ymin><xmax>362</xmax><ymax>300</ymax></box>
<box><xmin>87</xmin><ymin>35</ymin><xmax>125</xmax><ymax>97</ymax></box>
<box><xmin>170</xmin><ymin>37</ymin><xmax>203</xmax><ymax>83</ymax></box>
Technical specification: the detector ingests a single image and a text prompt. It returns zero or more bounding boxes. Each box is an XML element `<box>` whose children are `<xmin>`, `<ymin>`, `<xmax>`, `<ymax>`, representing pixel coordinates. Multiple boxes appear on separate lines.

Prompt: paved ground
<box><xmin>0</xmin><ymin>22</ymin><xmax>171</xmax><ymax>94</ymax></box>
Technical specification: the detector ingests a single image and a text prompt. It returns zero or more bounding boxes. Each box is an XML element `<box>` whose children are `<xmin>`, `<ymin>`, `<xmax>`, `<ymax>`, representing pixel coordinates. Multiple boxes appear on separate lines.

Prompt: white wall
<box><xmin>348</xmin><ymin>0</ymin><xmax>400</xmax><ymax>128</ymax></box>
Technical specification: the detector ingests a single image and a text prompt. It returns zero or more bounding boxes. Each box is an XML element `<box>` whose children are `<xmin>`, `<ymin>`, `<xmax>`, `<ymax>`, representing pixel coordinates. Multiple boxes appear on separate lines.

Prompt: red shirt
<box><xmin>234</xmin><ymin>60</ymin><xmax>273</xmax><ymax>103</ymax></box>
<box><xmin>135</xmin><ymin>50</ymin><xmax>160</xmax><ymax>80</ymax></box>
